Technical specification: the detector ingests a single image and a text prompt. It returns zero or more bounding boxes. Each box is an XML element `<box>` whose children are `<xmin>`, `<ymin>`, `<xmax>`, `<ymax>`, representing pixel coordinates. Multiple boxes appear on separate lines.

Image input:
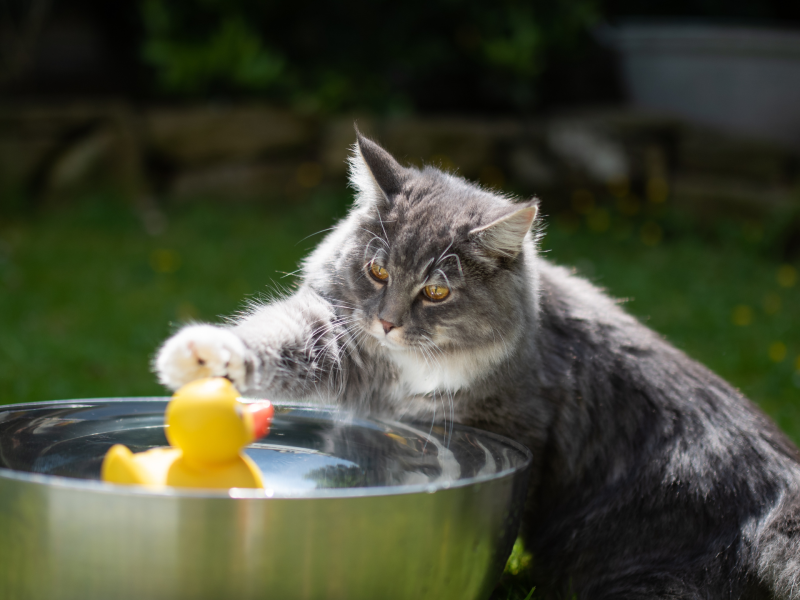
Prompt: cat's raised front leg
<box><xmin>155</xmin><ymin>286</ymin><xmax>349</xmax><ymax>401</ymax></box>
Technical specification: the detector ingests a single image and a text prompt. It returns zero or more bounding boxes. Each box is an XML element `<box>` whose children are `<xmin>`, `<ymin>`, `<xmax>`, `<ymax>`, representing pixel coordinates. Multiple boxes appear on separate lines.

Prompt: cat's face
<box><xmin>350</xmin><ymin>202</ymin><xmax>475</xmax><ymax>353</ymax></box>
<box><xmin>336</xmin><ymin>134</ymin><xmax>538</xmax><ymax>363</ymax></box>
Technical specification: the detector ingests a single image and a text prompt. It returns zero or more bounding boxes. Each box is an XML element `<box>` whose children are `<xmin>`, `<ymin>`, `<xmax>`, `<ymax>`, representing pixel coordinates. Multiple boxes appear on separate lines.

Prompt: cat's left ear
<box><xmin>349</xmin><ymin>127</ymin><xmax>408</xmax><ymax>207</ymax></box>
<box><xmin>469</xmin><ymin>201</ymin><xmax>538</xmax><ymax>259</ymax></box>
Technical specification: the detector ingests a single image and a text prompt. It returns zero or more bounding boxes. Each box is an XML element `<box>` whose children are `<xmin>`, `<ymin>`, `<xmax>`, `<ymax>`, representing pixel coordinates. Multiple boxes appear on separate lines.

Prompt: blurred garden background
<box><xmin>2</xmin><ymin>0</ymin><xmax>800</xmax><ymax>596</ymax></box>
<box><xmin>2</xmin><ymin>0</ymin><xmax>800</xmax><ymax>426</ymax></box>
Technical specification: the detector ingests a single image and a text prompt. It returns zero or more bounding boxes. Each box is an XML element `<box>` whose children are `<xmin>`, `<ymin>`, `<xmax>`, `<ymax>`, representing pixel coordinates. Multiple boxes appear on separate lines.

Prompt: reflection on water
<box><xmin>0</xmin><ymin>400</ymin><xmax>528</xmax><ymax>495</ymax></box>
<box><xmin>247</xmin><ymin>445</ymin><xmax>362</xmax><ymax>493</ymax></box>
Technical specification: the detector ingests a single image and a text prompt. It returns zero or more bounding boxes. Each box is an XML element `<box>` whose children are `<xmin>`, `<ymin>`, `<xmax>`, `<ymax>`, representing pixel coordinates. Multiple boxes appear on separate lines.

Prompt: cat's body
<box><xmin>156</xmin><ymin>132</ymin><xmax>800</xmax><ymax>599</ymax></box>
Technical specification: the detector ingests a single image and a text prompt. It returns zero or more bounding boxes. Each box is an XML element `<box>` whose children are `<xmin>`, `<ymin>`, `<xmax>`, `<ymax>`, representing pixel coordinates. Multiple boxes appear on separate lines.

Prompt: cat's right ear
<box><xmin>469</xmin><ymin>202</ymin><xmax>538</xmax><ymax>259</ymax></box>
<box><xmin>349</xmin><ymin>127</ymin><xmax>408</xmax><ymax>209</ymax></box>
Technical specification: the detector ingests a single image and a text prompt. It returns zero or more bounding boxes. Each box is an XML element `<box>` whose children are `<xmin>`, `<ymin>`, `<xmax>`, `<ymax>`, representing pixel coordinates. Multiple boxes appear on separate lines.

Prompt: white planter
<box><xmin>599</xmin><ymin>23</ymin><xmax>800</xmax><ymax>147</ymax></box>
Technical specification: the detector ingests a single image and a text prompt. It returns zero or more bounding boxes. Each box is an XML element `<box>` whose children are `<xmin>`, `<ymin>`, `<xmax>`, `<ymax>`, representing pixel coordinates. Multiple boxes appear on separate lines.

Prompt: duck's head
<box><xmin>165</xmin><ymin>377</ymin><xmax>274</xmax><ymax>464</ymax></box>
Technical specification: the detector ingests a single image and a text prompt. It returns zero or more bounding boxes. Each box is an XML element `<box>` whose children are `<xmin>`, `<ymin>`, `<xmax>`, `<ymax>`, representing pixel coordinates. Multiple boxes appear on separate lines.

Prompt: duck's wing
<box><xmin>101</xmin><ymin>444</ymin><xmax>149</xmax><ymax>485</ymax></box>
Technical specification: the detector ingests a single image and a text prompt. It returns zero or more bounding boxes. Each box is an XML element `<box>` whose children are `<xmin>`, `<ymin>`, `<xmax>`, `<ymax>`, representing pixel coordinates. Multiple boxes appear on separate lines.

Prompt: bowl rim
<box><xmin>0</xmin><ymin>397</ymin><xmax>533</xmax><ymax>501</ymax></box>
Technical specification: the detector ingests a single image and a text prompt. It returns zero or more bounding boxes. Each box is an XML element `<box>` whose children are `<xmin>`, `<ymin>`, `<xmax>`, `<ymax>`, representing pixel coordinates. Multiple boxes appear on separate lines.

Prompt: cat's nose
<box><xmin>379</xmin><ymin>319</ymin><xmax>396</xmax><ymax>334</ymax></box>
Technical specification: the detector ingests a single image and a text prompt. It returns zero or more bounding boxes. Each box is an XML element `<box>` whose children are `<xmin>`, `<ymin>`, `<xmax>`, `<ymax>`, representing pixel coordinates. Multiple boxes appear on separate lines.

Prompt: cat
<box><xmin>155</xmin><ymin>130</ymin><xmax>800</xmax><ymax>599</ymax></box>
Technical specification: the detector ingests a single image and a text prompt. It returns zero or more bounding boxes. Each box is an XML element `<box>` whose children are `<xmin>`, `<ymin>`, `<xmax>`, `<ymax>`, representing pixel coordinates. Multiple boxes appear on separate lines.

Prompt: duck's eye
<box><xmin>423</xmin><ymin>285</ymin><xmax>450</xmax><ymax>301</ymax></box>
<box><xmin>370</xmin><ymin>261</ymin><xmax>389</xmax><ymax>282</ymax></box>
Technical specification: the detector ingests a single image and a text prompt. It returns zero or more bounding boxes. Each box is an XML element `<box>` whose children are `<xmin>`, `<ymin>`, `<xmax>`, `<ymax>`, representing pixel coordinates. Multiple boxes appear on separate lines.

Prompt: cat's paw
<box><xmin>155</xmin><ymin>325</ymin><xmax>251</xmax><ymax>391</ymax></box>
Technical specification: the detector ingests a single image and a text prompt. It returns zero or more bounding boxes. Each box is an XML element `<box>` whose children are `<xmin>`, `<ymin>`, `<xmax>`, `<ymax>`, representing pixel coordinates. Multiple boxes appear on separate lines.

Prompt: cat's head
<box><xmin>309</xmin><ymin>130</ymin><xmax>539</xmax><ymax>380</ymax></box>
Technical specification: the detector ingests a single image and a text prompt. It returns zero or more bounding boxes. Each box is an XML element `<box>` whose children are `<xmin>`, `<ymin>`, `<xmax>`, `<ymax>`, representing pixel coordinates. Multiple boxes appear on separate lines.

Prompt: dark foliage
<box><xmin>139</xmin><ymin>0</ymin><xmax>598</xmax><ymax>113</ymax></box>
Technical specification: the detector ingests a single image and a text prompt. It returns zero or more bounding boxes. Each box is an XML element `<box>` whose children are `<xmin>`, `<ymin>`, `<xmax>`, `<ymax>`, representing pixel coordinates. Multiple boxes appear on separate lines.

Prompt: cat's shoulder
<box><xmin>534</xmin><ymin>259</ymin><xmax>635</xmax><ymax>325</ymax></box>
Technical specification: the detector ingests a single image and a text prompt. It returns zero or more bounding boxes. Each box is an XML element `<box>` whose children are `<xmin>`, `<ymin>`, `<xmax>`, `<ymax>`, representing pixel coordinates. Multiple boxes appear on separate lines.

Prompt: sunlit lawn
<box><xmin>1</xmin><ymin>189</ymin><xmax>799</xmax><ymax>600</ymax></box>
<box><xmin>0</xmin><ymin>191</ymin><xmax>345</xmax><ymax>403</ymax></box>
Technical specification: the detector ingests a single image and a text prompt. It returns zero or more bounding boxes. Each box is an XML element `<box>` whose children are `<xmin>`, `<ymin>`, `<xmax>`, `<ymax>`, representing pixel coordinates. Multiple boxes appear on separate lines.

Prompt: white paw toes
<box><xmin>155</xmin><ymin>325</ymin><xmax>250</xmax><ymax>390</ymax></box>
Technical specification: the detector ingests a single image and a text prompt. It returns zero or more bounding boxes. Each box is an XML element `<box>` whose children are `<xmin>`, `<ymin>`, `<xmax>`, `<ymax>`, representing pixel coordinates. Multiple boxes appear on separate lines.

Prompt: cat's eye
<box><xmin>423</xmin><ymin>285</ymin><xmax>450</xmax><ymax>302</ymax></box>
<box><xmin>369</xmin><ymin>261</ymin><xmax>389</xmax><ymax>282</ymax></box>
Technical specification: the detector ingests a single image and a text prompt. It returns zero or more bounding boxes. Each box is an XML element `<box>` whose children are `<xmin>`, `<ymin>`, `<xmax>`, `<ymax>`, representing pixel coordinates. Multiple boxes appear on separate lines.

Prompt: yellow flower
<box><xmin>768</xmin><ymin>342</ymin><xmax>787</xmax><ymax>363</ymax></box>
<box><xmin>732</xmin><ymin>305</ymin><xmax>752</xmax><ymax>326</ymax></box>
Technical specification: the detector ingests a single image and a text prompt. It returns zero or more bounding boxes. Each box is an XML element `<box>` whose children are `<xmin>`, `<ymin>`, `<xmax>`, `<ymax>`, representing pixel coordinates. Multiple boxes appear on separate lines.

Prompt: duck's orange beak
<box><xmin>249</xmin><ymin>401</ymin><xmax>274</xmax><ymax>440</ymax></box>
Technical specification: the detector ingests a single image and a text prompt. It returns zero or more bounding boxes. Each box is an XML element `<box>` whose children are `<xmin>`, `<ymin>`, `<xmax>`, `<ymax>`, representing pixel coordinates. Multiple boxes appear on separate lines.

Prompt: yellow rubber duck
<box><xmin>101</xmin><ymin>377</ymin><xmax>274</xmax><ymax>489</ymax></box>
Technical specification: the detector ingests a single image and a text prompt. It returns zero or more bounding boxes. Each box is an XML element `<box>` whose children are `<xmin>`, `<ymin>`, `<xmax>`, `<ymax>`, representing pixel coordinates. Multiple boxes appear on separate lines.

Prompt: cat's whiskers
<box><xmin>325</xmin><ymin>327</ymin><xmax>361</xmax><ymax>397</ymax></box>
<box><xmin>407</xmin><ymin>343</ymin><xmax>436</xmax><ymax>448</ymax></box>
<box><xmin>331</xmin><ymin>326</ymin><xmax>365</xmax><ymax>397</ymax></box>
<box><xmin>433</xmin><ymin>241</ymin><xmax>465</xmax><ymax>284</ymax></box>
<box><xmin>419</xmin><ymin>257</ymin><xmax>435</xmax><ymax>278</ymax></box>
<box><xmin>361</xmin><ymin>235</ymin><xmax>389</xmax><ymax>264</ymax></box>
<box><xmin>347</xmin><ymin>324</ymin><xmax>370</xmax><ymax>367</ymax></box>
<box><xmin>295</xmin><ymin>225</ymin><xmax>338</xmax><ymax>245</ymax></box>
<box><xmin>340</xmin><ymin>312</ymin><xmax>373</xmax><ymax>363</ymax></box>
<box><xmin>326</xmin><ymin>302</ymin><xmax>359</xmax><ymax>315</ymax></box>
<box><xmin>437</xmin><ymin>241</ymin><xmax>454</xmax><ymax>265</ymax></box>
<box><xmin>417</xmin><ymin>343</ymin><xmax>444</xmax><ymax>449</ymax></box>
<box><xmin>412</xmin><ymin>336</ymin><xmax>446</xmax><ymax>441</ymax></box>
<box><xmin>357</xmin><ymin>227</ymin><xmax>390</xmax><ymax>249</ymax></box>
<box><xmin>434</xmin><ymin>268</ymin><xmax>450</xmax><ymax>290</ymax></box>
<box><xmin>352</xmin><ymin>270</ymin><xmax>370</xmax><ymax>285</ymax></box>
<box><xmin>419</xmin><ymin>334</ymin><xmax>455</xmax><ymax>445</ymax></box>
<box><xmin>427</xmin><ymin>389</ymin><xmax>438</xmax><ymax>450</ymax></box>
<box><xmin>324</xmin><ymin>316</ymin><xmax>371</xmax><ymax>408</ymax></box>
<box><xmin>438</xmin><ymin>253</ymin><xmax>464</xmax><ymax>281</ymax></box>
<box><xmin>376</xmin><ymin>210</ymin><xmax>391</xmax><ymax>249</ymax></box>
<box><xmin>305</xmin><ymin>313</ymin><xmax>364</xmax><ymax>398</ymax></box>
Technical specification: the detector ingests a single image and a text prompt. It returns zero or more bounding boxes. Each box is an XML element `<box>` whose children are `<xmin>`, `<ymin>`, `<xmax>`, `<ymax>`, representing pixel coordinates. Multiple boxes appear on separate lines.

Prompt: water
<box><xmin>0</xmin><ymin>399</ymin><xmax>530</xmax><ymax>495</ymax></box>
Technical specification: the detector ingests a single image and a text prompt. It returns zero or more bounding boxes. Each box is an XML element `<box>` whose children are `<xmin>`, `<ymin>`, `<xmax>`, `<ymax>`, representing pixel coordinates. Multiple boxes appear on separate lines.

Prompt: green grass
<box><xmin>0</xmin><ymin>190</ymin><xmax>348</xmax><ymax>403</ymax></box>
<box><xmin>1</xmin><ymin>190</ymin><xmax>799</xmax><ymax>600</ymax></box>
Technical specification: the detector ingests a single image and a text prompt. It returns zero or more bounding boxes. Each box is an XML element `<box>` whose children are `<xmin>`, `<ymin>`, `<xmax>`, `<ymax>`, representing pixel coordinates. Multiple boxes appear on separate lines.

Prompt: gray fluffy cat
<box><xmin>156</xmin><ymin>131</ymin><xmax>800</xmax><ymax>599</ymax></box>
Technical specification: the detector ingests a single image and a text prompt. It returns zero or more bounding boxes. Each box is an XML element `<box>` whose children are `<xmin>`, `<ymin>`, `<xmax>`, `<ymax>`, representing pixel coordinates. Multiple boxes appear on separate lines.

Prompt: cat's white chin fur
<box><xmin>385</xmin><ymin>342</ymin><xmax>506</xmax><ymax>396</ymax></box>
<box><xmin>155</xmin><ymin>324</ymin><xmax>250</xmax><ymax>391</ymax></box>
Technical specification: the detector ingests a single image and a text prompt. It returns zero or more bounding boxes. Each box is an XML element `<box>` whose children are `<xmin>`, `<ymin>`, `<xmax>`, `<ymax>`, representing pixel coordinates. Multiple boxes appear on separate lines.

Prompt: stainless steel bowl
<box><xmin>0</xmin><ymin>399</ymin><xmax>531</xmax><ymax>600</ymax></box>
